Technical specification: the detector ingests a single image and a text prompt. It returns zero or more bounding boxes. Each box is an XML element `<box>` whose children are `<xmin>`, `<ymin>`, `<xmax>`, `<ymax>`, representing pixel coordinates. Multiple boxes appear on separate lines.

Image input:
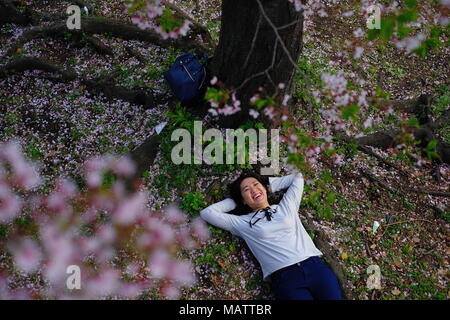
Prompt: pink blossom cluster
<box><xmin>0</xmin><ymin>140</ymin><xmax>40</xmax><ymax>193</ymax></box>
<box><xmin>0</xmin><ymin>141</ymin><xmax>209</xmax><ymax>299</ymax></box>
<box><xmin>249</xmin><ymin>84</ymin><xmax>290</xmax><ymax>126</ymax></box>
<box><xmin>0</xmin><ymin>140</ymin><xmax>40</xmax><ymax>224</ymax></box>
<box><xmin>437</xmin><ymin>0</ymin><xmax>450</xmax><ymax>25</ymax></box>
<box><xmin>305</xmin><ymin>1</ymin><xmax>444</xmax><ymax>166</ymax></box>
<box><xmin>395</xmin><ymin>33</ymin><xmax>426</xmax><ymax>53</ymax></box>
<box><xmin>289</xmin><ymin>0</ymin><xmax>336</xmax><ymax>18</ymax></box>
<box><xmin>125</xmin><ymin>0</ymin><xmax>191</xmax><ymax>40</ymax></box>
<box><xmin>205</xmin><ymin>1</ymin><xmax>442</xmax><ymax>171</ymax></box>
<box><xmin>360</xmin><ymin>0</ymin><xmax>449</xmax><ymax>54</ymax></box>
<box><xmin>247</xmin><ymin>84</ymin><xmax>330</xmax><ymax>167</ymax></box>
<box><xmin>315</xmin><ymin>52</ymin><xmax>400</xmax><ymax>144</ymax></box>
<box><xmin>206</xmin><ymin>77</ymin><xmax>242</xmax><ymax>116</ymax></box>
<box><xmin>318</xmin><ymin>71</ymin><xmax>379</xmax><ymax>137</ymax></box>
<box><xmin>304</xmin><ymin>145</ymin><xmax>321</xmax><ymax>165</ymax></box>
<box><xmin>283</xmin><ymin>128</ymin><xmax>336</xmax><ymax>167</ymax></box>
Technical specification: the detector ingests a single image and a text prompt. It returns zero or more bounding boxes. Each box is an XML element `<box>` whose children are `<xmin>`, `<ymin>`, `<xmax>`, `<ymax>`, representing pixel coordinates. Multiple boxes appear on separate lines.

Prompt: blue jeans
<box><xmin>271</xmin><ymin>256</ymin><xmax>342</xmax><ymax>300</ymax></box>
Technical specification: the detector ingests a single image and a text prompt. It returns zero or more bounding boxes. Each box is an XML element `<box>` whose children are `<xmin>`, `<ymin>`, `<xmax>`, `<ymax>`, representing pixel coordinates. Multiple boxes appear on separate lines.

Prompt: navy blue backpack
<box><xmin>163</xmin><ymin>52</ymin><xmax>209</xmax><ymax>105</ymax></box>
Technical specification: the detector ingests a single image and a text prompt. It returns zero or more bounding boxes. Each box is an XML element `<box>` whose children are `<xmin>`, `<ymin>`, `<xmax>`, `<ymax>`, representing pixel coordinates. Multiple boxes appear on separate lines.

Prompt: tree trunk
<box><xmin>210</xmin><ymin>0</ymin><xmax>304</xmax><ymax>128</ymax></box>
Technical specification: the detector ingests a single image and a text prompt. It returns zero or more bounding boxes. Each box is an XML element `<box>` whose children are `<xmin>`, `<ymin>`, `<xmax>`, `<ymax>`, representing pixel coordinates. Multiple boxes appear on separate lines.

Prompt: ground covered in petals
<box><xmin>0</xmin><ymin>0</ymin><xmax>448</xmax><ymax>300</ymax></box>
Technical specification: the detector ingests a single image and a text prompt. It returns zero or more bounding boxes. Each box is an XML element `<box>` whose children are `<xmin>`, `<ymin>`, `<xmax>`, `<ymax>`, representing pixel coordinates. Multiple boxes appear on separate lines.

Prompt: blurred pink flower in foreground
<box><xmin>0</xmin><ymin>141</ymin><xmax>209</xmax><ymax>299</ymax></box>
<box><xmin>126</xmin><ymin>0</ymin><xmax>191</xmax><ymax>40</ymax></box>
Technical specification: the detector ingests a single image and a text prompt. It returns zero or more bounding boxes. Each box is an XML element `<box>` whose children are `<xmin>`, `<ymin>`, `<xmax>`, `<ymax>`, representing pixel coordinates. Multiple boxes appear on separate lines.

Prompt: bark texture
<box><xmin>210</xmin><ymin>0</ymin><xmax>303</xmax><ymax>128</ymax></box>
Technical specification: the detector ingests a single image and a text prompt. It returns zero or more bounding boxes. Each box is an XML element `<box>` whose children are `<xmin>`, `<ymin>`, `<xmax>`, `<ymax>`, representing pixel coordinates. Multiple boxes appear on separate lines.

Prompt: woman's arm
<box><xmin>269</xmin><ymin>172</ymin><xmax>305</xmax><ymax>216</ymax></box>
<box><xmin>200</xmin><ymin>198</ymin><xmax>242</xmax><ymax>236</ymax></box>
<box><xmin>269</xmin><ymin>172</ymin><xmax>303</xmax><ymax>193</ymax></box>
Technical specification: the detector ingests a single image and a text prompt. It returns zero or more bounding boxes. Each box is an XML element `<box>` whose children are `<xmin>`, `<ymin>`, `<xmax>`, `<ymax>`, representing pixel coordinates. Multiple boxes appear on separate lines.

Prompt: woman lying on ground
<box><xmin>200</xmin><ymin>170</ymin><xmax>342</xmax><ymax>300</ymax></box>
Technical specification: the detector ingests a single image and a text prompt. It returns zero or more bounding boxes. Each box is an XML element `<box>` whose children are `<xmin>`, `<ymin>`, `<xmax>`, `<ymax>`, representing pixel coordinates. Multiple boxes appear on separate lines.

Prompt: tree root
<box><xmin>336</xmin><ymin>131</ymin><xmax>410</xmax><ymax>177</ymax></box>
<box><xmin>0</xmin><ymin>55</ymin><xmax>166</xmax><ymax>109</ymax></box>
<box><xmin>0</xmin><ymin>0</ymin><xmax>33</xmax><ymax>26</ymax></box>
<box><xmin>357</xmin><ymin>94</ymin><xmax>450</xmax><ymax>165</ymax></box>
<box><xmin>82</xmin><ymin>77</ymin><xmax>156</xmax><ymax>109</ymax></box>
<box><xmin>356</xmin><ymin>127</ymin><xmax>450</xmax><ymax>165</ymax></box>
<box><xmin>5</xmin><ymin>16</ymin><xmax>214</xmax><ymax>58</ymax></box>
<box><xmin>83</xmin><ymin>35</ymin><xmax>114</xmax><ymax>56</ymax></box>
<box><xmin>128</xmin><ymin>133</ymin><xmax>163</xmax><ymax>181</ymax></box>
<box><xmin>124</xmin><ymin>46</ymin><xmax>147</xmax><ymax>66</ymax></box>
<box><xmin>360</xmin><ymin>169</ymin><xmax>450</xmax><ymax>198</ymax></box>
<box><xmin>0</xmin><ymin>56</ymin><xmax>77</xmax><ymax>81</ymax></box>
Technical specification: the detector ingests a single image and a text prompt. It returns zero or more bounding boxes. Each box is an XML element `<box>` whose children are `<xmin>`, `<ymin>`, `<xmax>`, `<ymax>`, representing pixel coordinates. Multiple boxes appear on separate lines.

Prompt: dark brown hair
<box><xmin>227</xmin><ymin>170</ymin><xmax>271</xmax><ymax>215</ymax></box>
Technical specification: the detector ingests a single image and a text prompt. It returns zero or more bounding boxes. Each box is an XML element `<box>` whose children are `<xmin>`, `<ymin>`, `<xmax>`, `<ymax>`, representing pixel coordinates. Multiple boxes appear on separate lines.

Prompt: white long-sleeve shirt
<box><xmin>200</xmin><ymin>172</ymin><xmax>323</xmax><ymax>282</ymax></box>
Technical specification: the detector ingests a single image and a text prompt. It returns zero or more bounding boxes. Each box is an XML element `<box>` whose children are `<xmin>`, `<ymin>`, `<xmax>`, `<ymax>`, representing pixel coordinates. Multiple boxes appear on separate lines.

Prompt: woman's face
<box><xmin>240</xmin><ymin>177</ymin><xmax>269</xmax><ymax>211</ymax></box>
